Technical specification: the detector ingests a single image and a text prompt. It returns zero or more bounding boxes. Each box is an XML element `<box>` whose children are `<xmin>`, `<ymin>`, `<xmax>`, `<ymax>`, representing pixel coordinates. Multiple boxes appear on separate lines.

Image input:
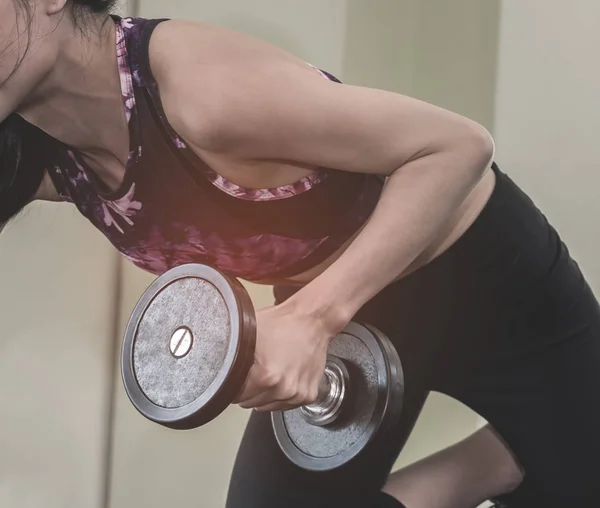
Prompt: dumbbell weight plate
<box><xmin>271</xmin><ymin>322</ymin><xmax>404</xmax><ymax>472</ymax></box>
<box><xmin>121</xmin><ymin>264</ymin><xmax>256</xmax><ymax>430</ymax></box>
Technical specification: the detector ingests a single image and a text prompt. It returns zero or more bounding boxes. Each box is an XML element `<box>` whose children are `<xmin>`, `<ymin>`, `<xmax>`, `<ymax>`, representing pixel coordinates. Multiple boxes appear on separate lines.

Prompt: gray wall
<box><xmin>493</xmin><ymin>0</ymin><xmax>600</xmax><ymax>294</ymax></box>
<box><xmin>0</xmin><ymin>204</ymin><xmax>119</xmax><ymax>508</ymax></box>
<box><xmin>0</xmin><ymin>3</ymin><xmax>130</xmax><ymax>508</ymax></box>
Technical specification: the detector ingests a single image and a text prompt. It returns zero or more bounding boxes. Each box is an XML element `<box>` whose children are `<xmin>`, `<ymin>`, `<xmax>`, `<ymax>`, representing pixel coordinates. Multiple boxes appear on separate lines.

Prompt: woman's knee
<box><xmin>468</xmin><ymin>424</ymin><xmax>525</xmax><ymax>494</ymax></box>
<box><xmin>380</xmin><ymin>424</ymin><xmax>524</xmax><ymax>508</ymax></box>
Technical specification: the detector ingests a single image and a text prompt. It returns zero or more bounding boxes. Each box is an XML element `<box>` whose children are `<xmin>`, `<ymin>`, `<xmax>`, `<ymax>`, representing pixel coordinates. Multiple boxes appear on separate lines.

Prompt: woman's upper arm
<box><xmin>151</xmin><ymin>21</ymin><xmax>494</xmax><ymax>177</ymax></box>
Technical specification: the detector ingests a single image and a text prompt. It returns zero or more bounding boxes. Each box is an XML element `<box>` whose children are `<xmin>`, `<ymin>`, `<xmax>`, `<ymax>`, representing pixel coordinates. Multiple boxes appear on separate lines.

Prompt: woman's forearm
<box><xmin>285</xmin><ymin>139</ymin><xmax>494</xmax><ymax>333</ymax></box>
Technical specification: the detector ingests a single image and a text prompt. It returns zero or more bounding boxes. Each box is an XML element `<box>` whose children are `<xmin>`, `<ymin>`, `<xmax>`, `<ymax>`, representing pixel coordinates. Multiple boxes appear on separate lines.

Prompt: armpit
<box><xmin>33</xmin><ymin>171</ymin><xmax>62</xmax><ymax>202</ymax></box>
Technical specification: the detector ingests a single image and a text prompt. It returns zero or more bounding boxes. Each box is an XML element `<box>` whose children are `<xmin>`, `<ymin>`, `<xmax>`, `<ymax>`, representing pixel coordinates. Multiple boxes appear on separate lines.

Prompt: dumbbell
<box><xmin>121</xmin><ymin>264</ymin><xmax>404</xmax><ymax>471</ymax></box>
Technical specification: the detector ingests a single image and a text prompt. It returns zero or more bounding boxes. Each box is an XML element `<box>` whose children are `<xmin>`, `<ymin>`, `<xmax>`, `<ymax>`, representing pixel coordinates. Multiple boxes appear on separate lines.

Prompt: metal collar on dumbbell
<box><xmin>301</xmin><ymin>356</ymin><xmax>349</xmax><ymax>427</ymax></box>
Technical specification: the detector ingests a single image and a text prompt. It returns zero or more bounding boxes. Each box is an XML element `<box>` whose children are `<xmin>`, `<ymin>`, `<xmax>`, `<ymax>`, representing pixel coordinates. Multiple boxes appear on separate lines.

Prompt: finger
<box><xmin>284</xmin><ymin>391</ymin><xmax>313</xmax><ymax>408</ymax></box>
<box><xmin>239</xmin><ymin>380</ymin><xmax>301</xmax><ymax>409</ymax></box>
<box><xmin>256</xmin><ymin>378</ymin><xmax>319</xmax><ymax>410</ymax></box>
<box><xmin>294</xmin><ymin>374</ymin><xmax>322</xmax><ymax>406</ymax></box>
<box><xmin>255</xmin><ymin>402</ymin><xmax>300</xmax><ymax>413</ymax></box>
<box><xmin>238</xmin><ymin>390</ymin><xmax>287</xmax><ymax>410</ymax></box>
<box><xmin>233</xmin><ymin>367</ymin><xmax>271</xmax><ymax>405</ymax></box>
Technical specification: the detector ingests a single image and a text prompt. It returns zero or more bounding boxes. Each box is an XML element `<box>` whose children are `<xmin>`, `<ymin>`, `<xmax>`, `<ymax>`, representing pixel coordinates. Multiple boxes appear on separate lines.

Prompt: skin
<box><xmin>1</xmin><ymin>1</ymin><xmax>523</xmax><ymax>504</ymax></box>
<box><xmin>383</xmin><ymin>425</ymin><xmax>524</xmax><ymax>508</ymax></box>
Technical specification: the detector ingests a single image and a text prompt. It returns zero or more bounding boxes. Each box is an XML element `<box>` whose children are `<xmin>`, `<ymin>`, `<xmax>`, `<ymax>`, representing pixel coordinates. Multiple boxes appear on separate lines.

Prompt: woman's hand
<box><xmin>234</xmin><ymin>302</ymin><xmax>342</xmax><ymax>413</ymax></box>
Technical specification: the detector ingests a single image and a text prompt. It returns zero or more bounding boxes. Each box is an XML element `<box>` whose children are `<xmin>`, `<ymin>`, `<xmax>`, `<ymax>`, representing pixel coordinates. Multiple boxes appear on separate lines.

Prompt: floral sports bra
<box><xmin>42</xmin><ymin>16</ymin><xmax>383</xmax><ymax>282</ymax></box>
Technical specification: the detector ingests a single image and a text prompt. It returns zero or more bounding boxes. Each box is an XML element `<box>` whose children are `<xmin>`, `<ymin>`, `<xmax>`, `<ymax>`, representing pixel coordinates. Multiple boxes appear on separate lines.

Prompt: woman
<box><xmin>2</xmin><ymin>1</ymin><xmax>598</xmax><ymax>507</ymax></box>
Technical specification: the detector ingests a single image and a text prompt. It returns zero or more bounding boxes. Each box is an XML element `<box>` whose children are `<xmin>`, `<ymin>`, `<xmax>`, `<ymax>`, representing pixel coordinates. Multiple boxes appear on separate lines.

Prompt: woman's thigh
<box><xmin>434</xmin><ymin>214</ymin><xmax>600</xmax><ymax>507</ymax></box>
<box><xmin>226</xmin><ymin>387</ymin><xmax>428</xmax><ymax>508</ymax></box>
<box><xmin>445</xmin><ymin>288</ymin><xmax>600</xmax><ymax>507</ymax></box>
<box><xmin>226</xmin><ymin>282</ymin><xmax>438</xmax><ymax>508</ymax></box>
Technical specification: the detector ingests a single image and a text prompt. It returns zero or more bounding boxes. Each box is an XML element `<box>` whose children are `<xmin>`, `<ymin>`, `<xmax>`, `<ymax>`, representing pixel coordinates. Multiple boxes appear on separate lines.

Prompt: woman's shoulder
<box><xmin>147</xmin><ymin>18</ymin><xmax>301</xmax><ymax>76</ymax></box>
<box><xmin>144</xmin><ymin>18</ymin><xmax>322</xmax><ymax>152</ymax></box>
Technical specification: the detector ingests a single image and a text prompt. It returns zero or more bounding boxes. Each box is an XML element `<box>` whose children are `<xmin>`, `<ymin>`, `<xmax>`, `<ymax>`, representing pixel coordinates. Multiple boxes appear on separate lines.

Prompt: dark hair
<box><xmin>0</xmin><ymin>0</ymin><xmax>117</xmax><ymax>224</ymax></box>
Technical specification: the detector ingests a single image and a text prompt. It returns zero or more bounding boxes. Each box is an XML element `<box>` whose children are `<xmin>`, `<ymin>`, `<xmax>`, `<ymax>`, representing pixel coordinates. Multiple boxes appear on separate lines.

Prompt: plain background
<box><xmin>0</xmin><ymin>1</ymin><xmax>598</xmax><ymax>507</ymax></box>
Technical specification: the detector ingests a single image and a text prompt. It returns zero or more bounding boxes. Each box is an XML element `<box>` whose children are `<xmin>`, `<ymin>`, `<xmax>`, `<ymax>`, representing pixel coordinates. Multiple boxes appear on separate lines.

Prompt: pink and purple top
<box><xmin>40</xmin><ymin>16</ymin><xmax>383</xmax><ymax>281</ymax></box>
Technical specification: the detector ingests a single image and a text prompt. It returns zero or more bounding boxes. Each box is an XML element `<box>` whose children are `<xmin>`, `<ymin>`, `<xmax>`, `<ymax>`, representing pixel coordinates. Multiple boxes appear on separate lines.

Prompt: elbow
<box><xmin>473</xmin><ymin>124</ymin><xmax>496</xmax><ymax>171</ymax></box>
<box><xmin>458</xmin><ymin>122</ymin><xmax>496</xmax><ymax>178</ymax></box>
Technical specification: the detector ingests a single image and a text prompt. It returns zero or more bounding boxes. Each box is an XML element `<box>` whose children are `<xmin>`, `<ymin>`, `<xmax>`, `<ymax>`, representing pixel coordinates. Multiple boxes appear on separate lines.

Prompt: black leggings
<box><xmin>226</xmin><ymin>164</ymin><xmax>600</xmax><ymax>508</ymax></box>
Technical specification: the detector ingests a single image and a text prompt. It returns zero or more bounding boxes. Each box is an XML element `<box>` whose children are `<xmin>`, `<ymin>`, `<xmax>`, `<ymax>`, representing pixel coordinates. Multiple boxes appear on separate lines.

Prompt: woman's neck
<box><xmin>17</xmin><ymin>16</ymin><xmax>128</xmax><ymax>160</ymax></box>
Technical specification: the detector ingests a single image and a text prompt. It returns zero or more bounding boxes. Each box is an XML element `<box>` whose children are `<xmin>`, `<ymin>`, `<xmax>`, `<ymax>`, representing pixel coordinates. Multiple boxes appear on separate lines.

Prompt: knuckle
<box><xmin>291</xmin><ymin>387</ymin><xmax>310</xmax><ymax>406</ymax></box>
<box><xmin>306</xmin><ymin>387</ymin><xmax>319</xmax><ymax>404</ymax></box>
<box><xmin>259</xmin><ymin>369</ymin><xmax>281</xmax><ymax>388</ymax></box>
<box><xmin>301</xmin><ymin>392</ymin><xmax>314</xmax><ymax>405</ymax></box>
<box><xmin>278</xmin><ymin>382</ymin><xmax>298</xmax><ymax>400</ymax></box>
